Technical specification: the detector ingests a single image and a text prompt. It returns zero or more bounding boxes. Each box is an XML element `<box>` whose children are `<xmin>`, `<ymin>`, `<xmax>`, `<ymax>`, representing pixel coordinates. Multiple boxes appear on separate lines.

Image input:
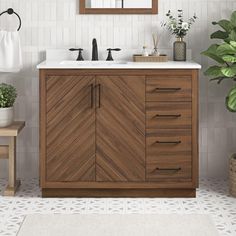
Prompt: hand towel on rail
<box><xmin>0</xmin><ymin>30</ymin><xmax>22</xmax><ymax>72</ymax></box>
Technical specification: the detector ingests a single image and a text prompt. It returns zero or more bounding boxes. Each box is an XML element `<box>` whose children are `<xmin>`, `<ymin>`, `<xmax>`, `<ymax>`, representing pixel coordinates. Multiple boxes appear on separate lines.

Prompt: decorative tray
<box><xmin>133</xmin><ymin>54</ymin><xmax>168</xmax><ymax>62</ymax></box>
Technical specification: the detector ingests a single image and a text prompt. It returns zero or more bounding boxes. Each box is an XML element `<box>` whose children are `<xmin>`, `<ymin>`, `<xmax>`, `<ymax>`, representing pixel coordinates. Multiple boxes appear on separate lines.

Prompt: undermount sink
<box><xmin>60</xmin><ymin>60</ymin><xmax>127</xmax><ymax>66</ymax></box>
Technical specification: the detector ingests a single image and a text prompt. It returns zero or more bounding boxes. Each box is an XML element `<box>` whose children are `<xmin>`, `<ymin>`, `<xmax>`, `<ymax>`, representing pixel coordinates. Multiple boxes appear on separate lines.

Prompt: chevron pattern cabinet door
<box><xmin>46</xmin><ymin>76</ymin><xmax>96</xmax><ymax>182</ymax></box>
<box><xmin>96</xmin><ymin>76</ymin><xmax>146</xmax><ymax>182</ymax></box>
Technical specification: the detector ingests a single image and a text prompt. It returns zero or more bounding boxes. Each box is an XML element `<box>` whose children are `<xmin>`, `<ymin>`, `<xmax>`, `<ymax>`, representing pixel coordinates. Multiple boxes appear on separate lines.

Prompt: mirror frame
<box><xmin>79</xmin><ymin>0</ymin><xmax>158</xmax><ymax>14</ymax></box>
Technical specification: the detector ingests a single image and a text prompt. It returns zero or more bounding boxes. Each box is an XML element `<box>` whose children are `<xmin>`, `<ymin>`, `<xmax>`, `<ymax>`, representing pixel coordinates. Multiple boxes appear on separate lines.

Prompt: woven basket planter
<box><xmin>229</xmin><ymin>154</ymin><xmax>236</xmax><ymax>197</ymax></box>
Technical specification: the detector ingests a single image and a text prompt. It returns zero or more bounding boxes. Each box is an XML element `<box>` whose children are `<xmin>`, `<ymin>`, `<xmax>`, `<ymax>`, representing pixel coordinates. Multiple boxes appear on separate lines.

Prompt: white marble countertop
<box><xmin>37</xmin><ymin>60</ymin><xmax>201</xmax><ymax>69</ymax></box>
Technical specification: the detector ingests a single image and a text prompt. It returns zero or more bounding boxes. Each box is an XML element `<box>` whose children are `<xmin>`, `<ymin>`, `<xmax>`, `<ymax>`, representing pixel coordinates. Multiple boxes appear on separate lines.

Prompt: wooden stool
<box><xmin>0</xmin><ymin>121</ymin><xmax>25</xmax><ymax>196</ymax></box>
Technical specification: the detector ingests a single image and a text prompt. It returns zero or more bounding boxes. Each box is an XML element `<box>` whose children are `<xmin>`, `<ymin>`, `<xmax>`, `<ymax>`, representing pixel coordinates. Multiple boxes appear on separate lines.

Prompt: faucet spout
<box><xmin>92</xmin><ymin>38</ymin><xmax>98</xmax><ymax>61</ymax></box>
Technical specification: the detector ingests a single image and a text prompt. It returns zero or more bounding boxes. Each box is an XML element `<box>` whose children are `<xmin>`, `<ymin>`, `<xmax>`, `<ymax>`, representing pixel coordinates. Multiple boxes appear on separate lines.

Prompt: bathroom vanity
<box><xmin>37</xmin><ymin>61</ymin><xmax>201</xmax><ymax>197</ymax></box>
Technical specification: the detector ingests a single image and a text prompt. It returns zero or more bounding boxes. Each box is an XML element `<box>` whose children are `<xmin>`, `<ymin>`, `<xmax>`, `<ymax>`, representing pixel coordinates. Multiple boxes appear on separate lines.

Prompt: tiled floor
<box><xmin>0</xmin><ymin>178</ymin><xmax>235</xmax><ymax>236</ymax></box>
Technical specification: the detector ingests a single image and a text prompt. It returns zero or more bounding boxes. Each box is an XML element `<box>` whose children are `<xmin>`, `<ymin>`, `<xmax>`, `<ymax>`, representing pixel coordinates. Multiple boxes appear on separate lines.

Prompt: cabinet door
<box><xmin>46</xmin><ymin>75</ymin><xmax>95</xmax><ymax>182</ymax></box>
<box><xmin>96</xmin><ymin>76</ymin><xmax>145</xmax><ymax>182</ymax></box>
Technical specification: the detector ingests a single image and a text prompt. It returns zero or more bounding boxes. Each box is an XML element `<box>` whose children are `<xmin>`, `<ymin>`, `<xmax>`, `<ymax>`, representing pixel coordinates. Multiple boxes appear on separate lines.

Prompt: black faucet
<box><xmin>92</xmin><ymin>38</ymin><xmax>98</xmax><ymax>61</ymax></box>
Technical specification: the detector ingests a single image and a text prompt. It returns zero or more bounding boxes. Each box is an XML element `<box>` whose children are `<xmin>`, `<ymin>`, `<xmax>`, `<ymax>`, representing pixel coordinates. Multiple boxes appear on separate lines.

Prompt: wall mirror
<box><xmin>80</xmin><ymin>0</ymin><xmax>158</xmax><ymax>14</ymax></box>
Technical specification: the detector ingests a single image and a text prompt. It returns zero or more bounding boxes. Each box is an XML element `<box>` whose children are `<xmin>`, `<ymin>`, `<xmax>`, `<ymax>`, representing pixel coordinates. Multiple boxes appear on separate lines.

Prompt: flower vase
<box><xmin>173</xmin><ymin>37</ymin><xmax>186</xmax><ymax>61</ymax></box>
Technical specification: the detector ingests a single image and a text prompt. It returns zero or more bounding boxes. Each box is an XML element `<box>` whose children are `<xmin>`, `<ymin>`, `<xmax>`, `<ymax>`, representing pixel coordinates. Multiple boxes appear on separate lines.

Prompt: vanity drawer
<box><xmin>146</xmin><ymin>76</ymin><xmax>192</xmax><ymax>102</ymax></box>
<box><xmin>146</xmin><ymin>155</ymin><xmax>192</xmax><ymax>181</ymax></box>
<box><xmin>146</xmin><ymin>129</ymin><xmax>192</xmax><ymax>155</ymax></box>
<box><xmin>146</xmin><ymin>129</ymin><xmax>192</xmax><ymax>181</ymax></box>
<box><xmin>146</xmin><ymin>102</ymin><xmax>192</xmax><ymax>129</ymax></box>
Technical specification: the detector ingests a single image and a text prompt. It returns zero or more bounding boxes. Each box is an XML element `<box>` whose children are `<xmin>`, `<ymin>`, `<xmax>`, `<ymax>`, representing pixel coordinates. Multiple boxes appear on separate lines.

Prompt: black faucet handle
<box><xmin>69</xmin><ymin>48</ymin><xmax>83</xmax><ymax>52</ymax></box>
<box><xmin>107</xmin><ymin>48</ymin><xmax>121</xmax><ymax>52</ymax></box>
<box><xmin>106</xmin><ymin>48</ymin><xmax>121</xmax><ymax>61</ymax></box>
<box><xmin>69</xmin><ymin>48</ymin><xmax>84</xmax><ymax>61</ymax></box>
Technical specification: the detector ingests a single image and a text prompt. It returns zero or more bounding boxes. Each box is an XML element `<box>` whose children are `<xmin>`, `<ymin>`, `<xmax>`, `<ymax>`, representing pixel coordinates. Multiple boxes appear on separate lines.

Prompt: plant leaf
<box><xmin>229</xmin><ymin>29</ymin><xmax>236</xmax><ymax>41</ymax></box>
<box><xmin>201</xmin><ymin>44</ymin><xmax>225</xmax><ymax>64</ymax></box>
<box><xmin>0</xmin><ymin>83</ymin><xmax>17</xmax><ymax>108</ymax></box>
<box><xmin>204</xmin><ymin>66</ymin><xmax>224</xmax><ymax>77</ymax></box>
<box><xmin>211</xmin><ymin>30</ymin><xmax>229</xmax><ymax>40</ymax></box>
<box><xmin>231</xmin><ymin>11</ymin><xmax>236</xmax><ymax>27</ymax></box>
<box><xmin>216</xmin><ymin>43</ymin><xmax>236</xmax><ymax>55</ymax></box>
<box><xmin>226</xmin><ymin>86</ymin><xmax>236</xmax><ymax>112</ymax></box>
<box><xmin>215</xmin><ymin>20</ymin><xmax>234</xmax><ymax>32</ymax></box>
<box><xmin>222</xmin><ymin>55</ymin><xmax>236</xmax><ymax>63</ymax></box>
<box><xmin>221</xmin><ymin>65</ymin><xmax>236</xmax><ymax>77</ymax></box>
<box><xmin>230</xmin><ymin>41</ymin><xmax>236</xmax><ymax>48</ymax></box>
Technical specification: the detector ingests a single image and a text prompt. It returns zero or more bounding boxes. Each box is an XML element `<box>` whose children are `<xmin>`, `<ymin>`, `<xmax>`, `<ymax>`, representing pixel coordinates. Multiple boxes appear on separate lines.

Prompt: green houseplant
<box><xmin>202</xmin><ymin>11</ymin><xmax>236</xmax><ymax>111</ymax></box>
<box><xmin>202</xmin><ymin>10</ymin><xmax>236</xmax><ymax>197</ymax></box>
<box><xmin>0</xmin><ymin>83</ymin><xmax>17</xmax><ymax>127</ymax></box>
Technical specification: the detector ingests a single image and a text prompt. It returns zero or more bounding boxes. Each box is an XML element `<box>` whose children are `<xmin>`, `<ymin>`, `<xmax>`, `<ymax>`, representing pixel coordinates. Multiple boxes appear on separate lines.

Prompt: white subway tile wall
<box><xmin>0</xmin><ymin>0</ymin><xmax>236</xmax><ymax>179</ymax></box>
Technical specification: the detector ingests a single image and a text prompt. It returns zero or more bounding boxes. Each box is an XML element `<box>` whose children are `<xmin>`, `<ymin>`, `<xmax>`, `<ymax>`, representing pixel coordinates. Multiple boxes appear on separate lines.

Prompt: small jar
<box><xmin>142</xmin><ymin>46</ymin><xmax>149</xmax><ymax>57</ymax></box>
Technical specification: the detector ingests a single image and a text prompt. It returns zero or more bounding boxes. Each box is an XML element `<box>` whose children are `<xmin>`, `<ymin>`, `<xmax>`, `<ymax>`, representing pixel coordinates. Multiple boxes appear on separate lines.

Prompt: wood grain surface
<box><xmin>146</xmin><ymin>75</ymin><xmax>192</xmax><ymax>102</ymax></box>
<box><xmin>146</xmin><ymin>102</ymin><xmax>192</xmax><ymax>129</ymax></box>
<box><xmin>46</xmin><ymin>75</ymin><xmax>96</xmax><ymax>182</ymax></box>
<box><xmin>39</xmin><ymin>69</ymin><xmax>199</xmax><ymax>197</ymax></box>
<box><xmin>96</xmin><ymin>76</ymin><xmax>146</xmax><ymax>182</ymax></box>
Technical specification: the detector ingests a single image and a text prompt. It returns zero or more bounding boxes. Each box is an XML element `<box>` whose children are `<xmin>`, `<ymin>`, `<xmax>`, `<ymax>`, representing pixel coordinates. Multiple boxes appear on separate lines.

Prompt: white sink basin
<box><xmin>60</xmin><ymin>60</ymin><xmax>127</xmax><ymax>66</ymax></box>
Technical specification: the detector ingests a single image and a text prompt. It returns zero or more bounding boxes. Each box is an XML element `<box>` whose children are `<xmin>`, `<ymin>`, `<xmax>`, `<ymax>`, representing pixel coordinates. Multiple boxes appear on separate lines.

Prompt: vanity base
<box><xmin>42</xmin><ymin>188</ymin><xmax>196</xmax><ymax>198</ymax></box>
<box><xmin>39</xmin><ymin>69</ymin><xmax>199</xmax><ymax>199</ymax></box>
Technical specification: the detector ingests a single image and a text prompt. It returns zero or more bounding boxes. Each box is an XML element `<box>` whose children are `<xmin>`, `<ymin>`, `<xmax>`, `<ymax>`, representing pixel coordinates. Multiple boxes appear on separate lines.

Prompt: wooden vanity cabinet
<box><xmin>39</xmin><ymin>69</ymin><xmax>199</xmax><ymax>197</ymax></box>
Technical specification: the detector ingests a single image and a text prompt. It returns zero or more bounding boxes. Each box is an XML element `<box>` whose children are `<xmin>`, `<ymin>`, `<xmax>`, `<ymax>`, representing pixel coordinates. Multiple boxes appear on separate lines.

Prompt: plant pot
<box><xmin>0</xmin><ymin>107</ymin><xmax>14</xmax><ymax>127</ymax></box>
<box><xmin>173</xmin><ymin>37</ymin><xmax>186</xmax><ymax>61</ymax></box>
<box><xmin>229</xmin><ymin>153</ymin><xmax>236</xmax><ymax>197</ymax></box>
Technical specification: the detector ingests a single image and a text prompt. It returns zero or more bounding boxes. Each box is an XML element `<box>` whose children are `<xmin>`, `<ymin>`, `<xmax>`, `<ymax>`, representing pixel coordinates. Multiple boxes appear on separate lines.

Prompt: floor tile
<box><xmin>0</xmin><ymin>178</ymin><xmax>235</xmax><ymax>236</ymax></box>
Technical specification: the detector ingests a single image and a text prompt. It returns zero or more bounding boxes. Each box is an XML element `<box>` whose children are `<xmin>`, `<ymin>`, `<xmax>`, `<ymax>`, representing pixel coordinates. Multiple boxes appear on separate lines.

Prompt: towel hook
<box><xmin>0</xmin><ymin>8</ymin><xmax>21</xmax><ymax>31</ymax></box>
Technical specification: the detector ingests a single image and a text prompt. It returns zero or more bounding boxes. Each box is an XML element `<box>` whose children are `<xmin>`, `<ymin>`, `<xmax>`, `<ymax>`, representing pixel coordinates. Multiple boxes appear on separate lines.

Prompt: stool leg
<box><xmin>4</xmin><ymin>137</ymin><xmax>20</xmax><ymax>196</ymax></box>
<box><xmin>9</xmin><ymin>137</ymin><xmax>16</xmax><ymax>188</ymax></box>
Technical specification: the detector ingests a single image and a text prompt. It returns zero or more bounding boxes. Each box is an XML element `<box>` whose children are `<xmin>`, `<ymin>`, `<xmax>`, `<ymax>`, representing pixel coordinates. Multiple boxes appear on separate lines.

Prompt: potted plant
<box><xmin>202</xmin><ymin>10</ymin><xmax>236</xmax><ymax>197</ymax></box>
<box><xmin>163</xmin><ymin>10</ymin><xmax>197</xmax><ymax>61</ymax></box>
<box><xmin>0</xmin><ymin>83</ymin><xmax>17</xmax><ymax>127</ymax></box>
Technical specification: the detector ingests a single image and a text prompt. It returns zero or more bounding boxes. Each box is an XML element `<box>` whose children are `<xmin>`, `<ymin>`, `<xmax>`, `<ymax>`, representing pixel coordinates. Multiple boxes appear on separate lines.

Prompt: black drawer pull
<box><xmin>90</xmin><ymin>84</ymin><xmax>94</xmax><ymax>108</ymax></box>
<box><xmin>154</xmin><ymin>114</ymin><xmax>181</xmax><ymax>118</ymax></box>
<box><xmin>154</xmin><ymin>88</ymin><xmax>181</xmax><ymax>92</ymax></box>
<box><xmin>156</xmin><ymin>141</ymin><xmax>181</xmax><ymax>144</ymax></box>
<box><xmin>95</xmin><ymin>84</ymin><xmax>101</xmax><ymax>108</ymax></box>
<box><xmin>155</xmin><ymin>167</ymin><xmax>182</xmax><ymax>172</ymax></box>
<box><xmin>98</xmin><ymin>84</ymin><xmax>101</xmax><ymax>108</ymax></box>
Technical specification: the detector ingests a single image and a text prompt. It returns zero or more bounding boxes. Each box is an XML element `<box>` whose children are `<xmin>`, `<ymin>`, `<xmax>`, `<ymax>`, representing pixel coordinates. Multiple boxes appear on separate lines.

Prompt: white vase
<box><xmin>0</xmin><ymin>107</ymin><xmax>14</xmax><ymax>127</ymax></box>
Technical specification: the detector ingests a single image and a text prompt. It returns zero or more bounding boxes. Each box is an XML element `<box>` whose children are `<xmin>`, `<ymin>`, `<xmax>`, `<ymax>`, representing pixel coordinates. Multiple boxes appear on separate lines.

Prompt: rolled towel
<box><xmin>0</xmin><ymin>30</ymin><xmax>22</xmax><ymax>72</ymax></box>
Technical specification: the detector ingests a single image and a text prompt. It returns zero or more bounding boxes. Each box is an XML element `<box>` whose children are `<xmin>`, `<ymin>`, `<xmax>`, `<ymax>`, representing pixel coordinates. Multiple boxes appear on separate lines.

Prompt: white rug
<box><xmin>17</xmin><ymin>214</ymin><xmax>219</xmax><ymax>236</ymax></box>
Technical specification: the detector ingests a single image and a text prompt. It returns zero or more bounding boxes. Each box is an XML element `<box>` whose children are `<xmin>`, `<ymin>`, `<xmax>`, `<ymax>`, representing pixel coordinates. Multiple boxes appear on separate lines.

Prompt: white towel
<box><xmin>0</xmin><ymin>30</ymin><xmax>22</xmax><ymax>72</ymax></box>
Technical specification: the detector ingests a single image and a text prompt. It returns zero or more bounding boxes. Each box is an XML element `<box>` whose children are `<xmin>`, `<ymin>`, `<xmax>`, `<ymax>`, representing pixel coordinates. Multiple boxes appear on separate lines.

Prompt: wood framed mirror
<box><xmin>79</xmin><ymin>0</ymin><xmax>158</xmax><ymax>14</ymax></box>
